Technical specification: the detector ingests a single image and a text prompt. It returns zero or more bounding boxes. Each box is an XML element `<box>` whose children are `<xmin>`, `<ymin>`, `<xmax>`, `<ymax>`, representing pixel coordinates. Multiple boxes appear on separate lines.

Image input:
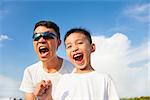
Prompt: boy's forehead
<box><xmin>68</xmin><ymin>32</ymin><xmax>86</xmax><ymax>38</ymax></box>
<box><xmin>65</xmin><ymin>32</ymin><xmax>87</xmax><ymax>43</ymax></box>
<box><xmin>67</xmin><ymin>32</ymin><xmax>86</xmax><ymax>39</ymax></box>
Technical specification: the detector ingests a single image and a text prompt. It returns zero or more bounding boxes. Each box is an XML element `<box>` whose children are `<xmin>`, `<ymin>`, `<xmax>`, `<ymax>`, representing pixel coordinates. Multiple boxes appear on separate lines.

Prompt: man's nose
<box><xmin>38</xmin><ymin>37</ymin><xmax>46</xmax><ymax>43</ymax></box>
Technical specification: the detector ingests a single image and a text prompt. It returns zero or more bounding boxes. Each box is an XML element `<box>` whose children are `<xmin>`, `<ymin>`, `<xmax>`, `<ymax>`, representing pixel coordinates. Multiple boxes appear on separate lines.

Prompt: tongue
<box><xmin>76</xmin><ymin>56</ymin><xmax>83</xmax><ymax>61</ymax></box>
<box><xmin>75</xmin><ymin>56</ymin><xmax>83</xmax><ymax>65</ymax></box>
<box><xmin>75</xmin><ymin>59</ymin><xmax>83</xmax><ymax>65</ymax></box>
<box><xmin>40</xmin><ymin>49</ymin><xmax>49</xmax><ymax>57</ymax></box>
<box><xmin>40</xmin><ymin>51</ymin><xmax>49</xmax><ymax>57</ymax></box>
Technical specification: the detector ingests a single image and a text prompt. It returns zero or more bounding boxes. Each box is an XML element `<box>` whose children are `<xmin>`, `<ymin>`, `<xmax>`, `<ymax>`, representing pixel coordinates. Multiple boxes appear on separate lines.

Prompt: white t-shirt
<box><xmin>20</xmin><ymin>59</ymin><xmax>74</xmax><ymax>95</ymax></box>
<box><xmin>54</xmin><ymin>71</ymin><xmax>119</xmax><ymax>100</ymax></box>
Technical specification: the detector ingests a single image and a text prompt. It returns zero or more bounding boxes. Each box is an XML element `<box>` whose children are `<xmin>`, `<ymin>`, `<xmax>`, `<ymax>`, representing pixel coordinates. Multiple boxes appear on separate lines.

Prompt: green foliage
<box><xmin>120</xmin><ymin>96</ymin><xmax>150</xmax><ymax>100</ymax></box>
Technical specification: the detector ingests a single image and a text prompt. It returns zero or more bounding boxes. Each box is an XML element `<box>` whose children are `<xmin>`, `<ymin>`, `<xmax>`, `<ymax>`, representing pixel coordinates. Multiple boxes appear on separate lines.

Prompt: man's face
<box><xmin>33</xmin><ymin>26</ymin><xmax>60</xmax><ymax>62</ymax></box>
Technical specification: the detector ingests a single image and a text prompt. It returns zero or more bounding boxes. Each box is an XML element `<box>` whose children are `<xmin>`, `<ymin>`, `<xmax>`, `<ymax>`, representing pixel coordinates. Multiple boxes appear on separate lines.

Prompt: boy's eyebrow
<box><xmin>65</xmin><ymin>42</ymin><xmax>72</xmax><ymax>45</ymax></box>
<box><xmin>65</xmin><ymin>39</ymin><xmax>84</xmax><ymax>44</ymax></box>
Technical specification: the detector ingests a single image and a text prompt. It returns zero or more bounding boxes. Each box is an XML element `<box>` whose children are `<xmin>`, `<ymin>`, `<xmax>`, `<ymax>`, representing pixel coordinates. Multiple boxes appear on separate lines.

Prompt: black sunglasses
<box><xmin>32</xmin><ymin>32</ymin><xmax>57</xmax><ymax>41</ymax></box>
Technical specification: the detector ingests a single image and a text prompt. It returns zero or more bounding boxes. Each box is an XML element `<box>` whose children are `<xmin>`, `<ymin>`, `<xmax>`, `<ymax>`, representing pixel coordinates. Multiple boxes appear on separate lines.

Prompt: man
<box><xmin>20</xmin><ymin>20</ymin><xmax>74</xmax><ymax>100</ymax></box>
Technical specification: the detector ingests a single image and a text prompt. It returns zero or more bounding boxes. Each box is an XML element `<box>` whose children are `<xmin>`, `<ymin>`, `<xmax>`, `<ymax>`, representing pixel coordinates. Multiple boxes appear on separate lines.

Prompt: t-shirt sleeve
<box><xmin>19</xmin><ymin>68</ymin><xmax>34</xmax><ymax>93</ymax></box>
<box><xmin>106</xmin><ymin>75</ymin><xmax>120</xmax><ymax>100</ymax></box>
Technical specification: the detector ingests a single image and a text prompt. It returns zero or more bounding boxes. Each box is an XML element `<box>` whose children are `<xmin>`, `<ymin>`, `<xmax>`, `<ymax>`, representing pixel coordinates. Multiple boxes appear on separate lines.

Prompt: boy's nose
<box><xmin>72</xmin><ymin>45</ymin><xmax>78</xmax><ymax>52</ymax></box>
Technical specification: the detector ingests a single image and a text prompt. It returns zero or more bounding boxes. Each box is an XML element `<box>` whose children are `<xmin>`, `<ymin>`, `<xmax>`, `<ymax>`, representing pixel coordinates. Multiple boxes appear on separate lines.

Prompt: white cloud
<box><xmin>124</xmin><ymin>3</ymin><xmax>150</xmax><ymax>22</ymax></box>
<box><xmin>0</xmin><ymin>34</ymin><xmax>11</xmax><ymax>42</ymax></box>
<box><xmin>91</xmin><ymin>33</ymin><xmax>149</xmax><ymax>98</ymax></box>
<box><xmin>0</xmin><ymin>34</ymin><xmax>11</xmax><ymax>47</ymax></box>
<box><xmin>0</xmin><ymin>75</ymin><xmax>23</xmax><ymax>98</ymax></box>
<box><xmin>127</xmin><ymin>41</ymin><xmax>149</xmax><ymax>65</ymax></box>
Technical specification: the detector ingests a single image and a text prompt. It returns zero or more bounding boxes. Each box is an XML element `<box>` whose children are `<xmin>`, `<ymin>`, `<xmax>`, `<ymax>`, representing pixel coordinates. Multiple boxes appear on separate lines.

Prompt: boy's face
<box><xmin>33</xmin><ymin>26</ymin><xmax>61</xmax><ymax>62</ymax></box>
<box><xmin>65</xmin><ymin>32</ymin><xmax>95</xmax><ymax>73</ymax></box>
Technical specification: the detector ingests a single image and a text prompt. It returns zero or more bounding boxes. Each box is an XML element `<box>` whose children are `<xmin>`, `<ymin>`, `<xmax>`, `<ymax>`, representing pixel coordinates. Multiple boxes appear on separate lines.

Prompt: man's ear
<box><xmin>57</xmin><ymin>39</ymin><xmax>61</xmax><ymax>49</ymax></box>
<box><xmin>91</xmin><ymin>43</ymin><xmax>96</xmax><ymax>52</ymax></box>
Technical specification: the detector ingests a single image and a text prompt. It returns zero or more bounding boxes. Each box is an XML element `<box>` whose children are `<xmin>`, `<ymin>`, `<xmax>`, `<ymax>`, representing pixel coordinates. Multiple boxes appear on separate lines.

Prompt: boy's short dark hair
<box><xmin>64</xmin><ymin>28</ymin><xmax>92</xmax><ymax>44</ymax></box>
<box><xmin>34</xmin><ymin>20</ymin><xmax>60</xmax><ymax>39</ymax></box>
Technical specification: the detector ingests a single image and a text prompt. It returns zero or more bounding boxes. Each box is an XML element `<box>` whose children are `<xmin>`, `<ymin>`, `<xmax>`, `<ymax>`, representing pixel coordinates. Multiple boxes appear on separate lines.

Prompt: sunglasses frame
<box><xmin>32</xmin><ymin>32</ymin><xmax>57</xmax><ymax>41</ymax></box>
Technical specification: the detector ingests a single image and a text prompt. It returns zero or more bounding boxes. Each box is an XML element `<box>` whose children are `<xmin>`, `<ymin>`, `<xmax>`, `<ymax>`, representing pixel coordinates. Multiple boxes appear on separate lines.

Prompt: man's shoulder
<box><xmin>63</xmin><ymin>59</ymin><xmax>73</xmax><ymax>66</ymax></box>
<box><xmin>60</xmin><ymin>59</ymin><xmax>74</xmax><ymax>73</ymax></box>
<box><xmin>24</xmin><ymin>61</ymin><xmax>42</xmax><ymax>72</ymax></box>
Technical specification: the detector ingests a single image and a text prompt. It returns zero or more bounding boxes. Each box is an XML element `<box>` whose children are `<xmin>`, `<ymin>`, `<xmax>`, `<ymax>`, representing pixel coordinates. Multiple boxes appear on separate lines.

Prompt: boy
<box><xmin>53</xmin><ymin>28</ymin><xmax>119</xmax><ymax>100</ymax></box>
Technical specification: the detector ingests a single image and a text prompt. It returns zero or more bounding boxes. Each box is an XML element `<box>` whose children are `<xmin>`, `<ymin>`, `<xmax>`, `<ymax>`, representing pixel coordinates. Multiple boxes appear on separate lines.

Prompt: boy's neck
<box><xmin>75</xmin><ymin>66</ymin><xmax>95</xmax><ymax>74</ymax></box>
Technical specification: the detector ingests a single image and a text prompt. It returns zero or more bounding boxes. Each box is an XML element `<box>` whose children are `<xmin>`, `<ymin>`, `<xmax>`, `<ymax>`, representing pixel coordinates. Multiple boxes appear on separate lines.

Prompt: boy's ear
<box><xmin>91</xmin><ymin>43</ymin><xmax>96</xmax><ymax>52</ymax></box>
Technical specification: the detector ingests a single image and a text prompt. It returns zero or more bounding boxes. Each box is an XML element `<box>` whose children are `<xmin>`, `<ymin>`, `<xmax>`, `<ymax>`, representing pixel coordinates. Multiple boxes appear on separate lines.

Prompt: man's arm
<box><xmin>26</xmin><ymin>80</ymin><xmax>53</xmax><ymax>100</ymax></box>
<box><xmin>37</xmin><ymin>80</ymin><xmax>53</xmax><ymax>100</ymax></box>
<box><xmin>23</xmin><ymin>80</ymin><xmax>46</xmax><ymax>100</ymax></box>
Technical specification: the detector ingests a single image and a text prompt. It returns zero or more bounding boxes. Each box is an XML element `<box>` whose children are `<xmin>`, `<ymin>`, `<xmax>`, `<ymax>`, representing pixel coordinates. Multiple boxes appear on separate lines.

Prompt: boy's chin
<box><xmin>75</xmin><ymin>65</ymin><xmax>87</xmax><ymax>70</ymax></box>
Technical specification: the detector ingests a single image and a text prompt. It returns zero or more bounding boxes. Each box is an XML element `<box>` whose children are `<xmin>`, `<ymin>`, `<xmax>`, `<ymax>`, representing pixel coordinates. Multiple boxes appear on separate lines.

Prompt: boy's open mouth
<box><xmin>73</xmin><ymin>53</ymin><xmax>83</xmax><ymax>62</ymax></box>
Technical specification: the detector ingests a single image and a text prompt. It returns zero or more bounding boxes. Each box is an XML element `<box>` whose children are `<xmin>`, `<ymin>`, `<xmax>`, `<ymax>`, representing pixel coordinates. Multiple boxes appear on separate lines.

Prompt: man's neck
<box><xmin>42</xmin><ymin>56</ymin><xmax>63</xmax><ymax>73</ymax></box>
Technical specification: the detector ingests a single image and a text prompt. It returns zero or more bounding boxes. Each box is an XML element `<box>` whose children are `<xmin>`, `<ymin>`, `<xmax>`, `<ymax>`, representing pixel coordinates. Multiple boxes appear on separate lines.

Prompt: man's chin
<box><xmin>39</xmin><ymin>57</ymin><xmax>48</xmax><ymax>62</ymax></box>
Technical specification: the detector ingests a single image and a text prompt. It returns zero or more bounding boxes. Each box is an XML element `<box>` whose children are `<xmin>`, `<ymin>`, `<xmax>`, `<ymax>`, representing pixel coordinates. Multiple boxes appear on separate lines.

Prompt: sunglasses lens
<box><xmin>33</xmin><ymin>34</ymin><xmax>41</xmax><ymax>41</ymax></box>
<box><xmin>33</xmin><ymin>32</ymin><xmax>56</xmax><ymax>41</ymax></box>
<box><xmin>43</xmin><ymin>32</ymin><xmax>55</xmax><ymax>39</ymax></box>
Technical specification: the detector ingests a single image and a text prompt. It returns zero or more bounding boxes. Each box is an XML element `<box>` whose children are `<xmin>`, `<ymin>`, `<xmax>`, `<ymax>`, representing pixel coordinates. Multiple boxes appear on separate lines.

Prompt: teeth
<box><xmin>73</xmin><ymin>53</ymin><xmax>83</xmax><ymax>61</ymax></box>
<box><xmin>73</xmin><ymin>53</ymin><xmax>82</xmax><ymax>58</ymax></box>
<box><xmin>39</xmin><ymin>46</ymin><xmax>49</xmax><ymax>53</ymax></box>
<box><xmin>40</xmin><ymin>46</ymin><xmax>46</xmax><ymax>49</ymax></box>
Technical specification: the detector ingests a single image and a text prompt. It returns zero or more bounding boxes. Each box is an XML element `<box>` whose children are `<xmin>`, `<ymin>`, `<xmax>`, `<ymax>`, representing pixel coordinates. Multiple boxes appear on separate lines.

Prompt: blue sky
<box><xmin>0</xmin><ymin>0</ymin><xmax>149</xmax><ymax>98</ymax></box>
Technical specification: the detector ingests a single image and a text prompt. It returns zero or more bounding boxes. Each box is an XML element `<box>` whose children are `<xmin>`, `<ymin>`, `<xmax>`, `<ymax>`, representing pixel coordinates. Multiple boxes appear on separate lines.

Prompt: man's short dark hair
<box><xmin>34</xmin><ymin>20</ymin><xmax>60</xmax><ymax>39</ymax></box>
<box><xmin>64</xmin><ymin>28</ymin><xmax>92</xmax><ymax>44</ymax></box>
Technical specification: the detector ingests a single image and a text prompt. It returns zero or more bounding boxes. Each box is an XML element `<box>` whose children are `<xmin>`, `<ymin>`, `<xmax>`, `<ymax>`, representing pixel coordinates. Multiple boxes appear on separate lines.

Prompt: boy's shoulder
<box><xmin>60</xmin><ymin>71</ymin><xmax>112</xmax><ymax>82</ymax></box>
<box><xmin>94</xmin><ymin>71</ymin><xmax>113</xmax><ymax>82</ymax></box>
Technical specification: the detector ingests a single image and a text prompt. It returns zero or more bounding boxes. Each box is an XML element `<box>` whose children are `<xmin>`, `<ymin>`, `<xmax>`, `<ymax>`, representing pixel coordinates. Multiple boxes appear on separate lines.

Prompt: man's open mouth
<box><xmin>39</xmin><ymin>46</ymin><xmax>49</xmax><ymax>56</ymax></box>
